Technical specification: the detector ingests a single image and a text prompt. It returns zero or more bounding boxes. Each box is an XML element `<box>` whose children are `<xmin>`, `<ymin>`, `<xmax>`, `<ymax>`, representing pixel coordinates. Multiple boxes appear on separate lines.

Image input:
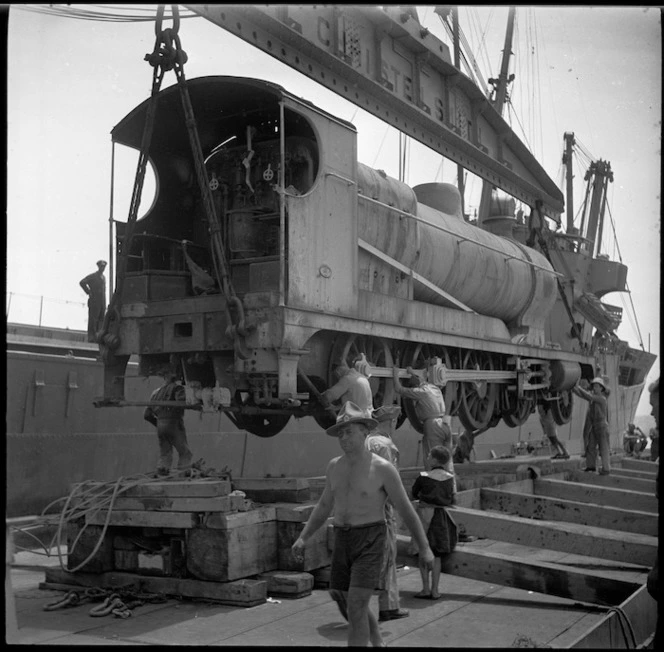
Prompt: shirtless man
<box><xmin>292</xmin><ymin>402</ymin><xmax>434</xmax><ymax>647</ymax></box>
<box><xmin>321</xmin><ymin>360</ymin><xmax>374</xmax><ymax>412</ymax></box>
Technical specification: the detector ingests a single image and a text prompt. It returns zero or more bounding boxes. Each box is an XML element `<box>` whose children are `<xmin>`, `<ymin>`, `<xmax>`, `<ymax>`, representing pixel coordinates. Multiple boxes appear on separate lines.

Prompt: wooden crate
<box><xmin>187</xmin><ymin>508</ymin><xmax>278</xmax><ymax>582</ymax></box>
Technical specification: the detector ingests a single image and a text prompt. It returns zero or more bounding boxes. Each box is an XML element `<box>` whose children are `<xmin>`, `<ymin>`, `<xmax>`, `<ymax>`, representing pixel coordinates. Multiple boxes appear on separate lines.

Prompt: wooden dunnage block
<box><xmin>274</xmin><ymin>504</ymin><xmax>333</xmax><ymax>572</ymax></box>
<box><xmin>187</xmin><ymin>508</ymin><xmax>278</xmax><ymax>581</ymax></box>
<box><xmin>233</xmin><ymin>477</ymin><xmax>311</xmax><ymax>503</ymax></box>
<box><xmin>257</xmin><ymin>570</ymin><xmax>314</xmax><ymax>598</ymax></box>
<box><xmin>67</xmin><ymin>521</ymin><xmax>114</xmax><ymax>573</ymax></box>
<box><xmin>43</xmin><ymin>567</ymin><xmax>267</xmax><ymax>606</ymax></box>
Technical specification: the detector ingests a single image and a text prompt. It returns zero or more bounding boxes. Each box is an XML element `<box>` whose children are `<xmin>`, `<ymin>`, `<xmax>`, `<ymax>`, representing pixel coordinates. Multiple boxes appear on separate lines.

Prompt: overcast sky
<box><xmin>6</xmin><ymin>5</ymin><xmax>661</xmax><ymax>413</ymax></box>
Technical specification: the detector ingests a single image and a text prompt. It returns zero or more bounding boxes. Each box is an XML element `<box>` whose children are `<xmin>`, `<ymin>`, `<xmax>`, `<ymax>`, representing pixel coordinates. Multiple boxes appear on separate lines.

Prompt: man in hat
<box><xmin>573</xmin><ymin>376</ymin><xmax>611</xmax><ymax>474</ymax></box>
<box><xmin>366</xmin><ymin>404</ymin><xmax>409</xmax><ymax>622</ymax></box>
<box><xmin>79</xmin><ymin>260</ymin><xmax>107</xmax><ymax>343</ymax></box>
<box><xmin>292</xmin><ymin>401</ymin><xmax>433</xmax><ymax>647</ymax></box>
<box><xmin>321</xmin><ymin>360</ymin><xmax>373</xmax><ymax>412</ymax></box>
<box><xmin>144</xmin><ymin>368</ymin><xmax>193</xmax><ymax>475</ymax></box>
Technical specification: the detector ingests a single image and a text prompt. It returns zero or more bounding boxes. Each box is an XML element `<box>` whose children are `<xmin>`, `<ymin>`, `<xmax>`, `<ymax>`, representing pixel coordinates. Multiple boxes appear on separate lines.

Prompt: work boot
<box><xmin>156</xmin><ymin>467</ymin><xmax>170</xmax><ymax>476</ymax></box>
<box><xmin>379</xmin><ymin>608</ymin><xmax>409</xmax><ymax>622</ymax></box>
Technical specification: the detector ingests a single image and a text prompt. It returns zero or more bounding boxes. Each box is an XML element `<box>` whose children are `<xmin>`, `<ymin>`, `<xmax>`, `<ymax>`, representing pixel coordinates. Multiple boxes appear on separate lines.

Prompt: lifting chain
<box><xmin>529</xmin><ymin>200</ymin><xmax>583</xmax><ymax>344</ymax></box>
<box><xmin>99</xmin><ymin>5</ymin><xmax>250</xmax><ymax>360</ymax></box>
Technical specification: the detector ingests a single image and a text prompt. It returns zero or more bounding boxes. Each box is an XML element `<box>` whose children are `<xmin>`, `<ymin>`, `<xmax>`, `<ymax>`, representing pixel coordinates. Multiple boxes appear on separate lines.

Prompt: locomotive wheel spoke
<box><xmin>457</xmin><ymin>351</ymin><xmax>498</xmax><ymax>431</ymax></box>
<box><xmin>502</xmin><ymin>392</ymin><xmax>536</xmax><ymax>428</ymax></box>
<box><xmin>550</xmin><ymin>389</ymin><xmax>574</xmax><ymax>425</ymax></box>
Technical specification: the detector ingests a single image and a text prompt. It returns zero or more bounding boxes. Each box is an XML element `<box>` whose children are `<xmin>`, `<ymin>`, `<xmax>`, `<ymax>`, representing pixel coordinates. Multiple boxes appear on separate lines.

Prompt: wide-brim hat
<box><xmin>590</xmin><ymin>377</ymin><xmax>608</xmax><ymax>392</ymax></box>
<box><xmin>372</xmin><ymin>405</ymin><xmax>402</xmax><ymax>422</ymax></box>
<box><xmin>327</xmin><ymin>401</ymin><xmax>378</xmax><ymax>437</ymax></box>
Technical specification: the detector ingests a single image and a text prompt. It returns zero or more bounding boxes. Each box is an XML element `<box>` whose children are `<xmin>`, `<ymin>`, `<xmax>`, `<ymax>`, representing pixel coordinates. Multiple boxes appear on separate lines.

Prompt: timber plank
<box><xmin>438</xmin><ymin>547</ymin><xmax>641</xmax><ymax>606</ymax></box>
<box><xmin>449</xmin><ymin>506</ymin><xmax>657</xmax><ymax>567</ymax></box>
<box><xmin>534</xmin><ymin>478</ymin><xmax>658</xmax><ymax>513</ymax></box>
<box><xmin>620</xmin><ymin>458</ymin><xmax>659</xmax><ymax>472</ymax></box>
<box><xmin>233</xmin><ymin>477</ymin><xmax>311</xmax><ymax>503</ymax></box>
<box><xmin>480</xmin><ymin>487</ymin><xmax>657</xmax><ymax>536</ymax></box>
<box><xmin>112</xmin><ymin>495</ymin><xmax>232</xmax><ymax>513</ymax></box>
<box><xmin>202</xmin><ymin>506</ymin><xmax>276</xmax><ymax>529</ymax></box>
<box><xmin>85</xmin><ymin>510</ymin><xmax>200</xmax><ymax>529</ymax></box>
<box><xmin>273</xmin><ymin>502</ymin><xmax>316</xmax><ymax>522</ymax></box>
<box><xmin>79</xmin><ymin>479</ymin><xmax>231</xmax><ymax>498</ymax></box>
<box><xmin>609</xmin><ymin>467</ymin><xmax>658</xmax><ymax>480</ymax></box>
<box><xmin>43</xmin><ymin>566</ymin><xmax>267</xmax><ymax>606</ymax></box>
<box><xmin>567</xmin><ymin>470</ymin><xmax>655</xmax><ymax>494</ymax></box>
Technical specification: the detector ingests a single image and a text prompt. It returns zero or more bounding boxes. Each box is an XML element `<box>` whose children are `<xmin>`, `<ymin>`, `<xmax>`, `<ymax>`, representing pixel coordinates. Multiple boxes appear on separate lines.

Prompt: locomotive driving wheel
<box><xmin>457</xmin><ymin>351</ymin><xmax>499</xmax><ymax>431</ymax></box>
<box><xmin>233</xmin><ymin>391</ymin><xmax>291</xmax><ymax>438</ymax></box>
<box><xmin>328</xmin><ymin>334</ymin><xmax>395</xmax><ymax>409</ymax></box>
<box><xmin>400</xmin><ymin>343</ymin><xmax>459</xmax><ymax>434</ymax></box>
<box><xmin>550</xmin><ymin>389</ymin><xmax>574</xmax><ymax>425</ymax></box>
<box><xmin>502</xmin><ymin>388</ymin><xmax>536</xmax><ymax>428</ymax></box>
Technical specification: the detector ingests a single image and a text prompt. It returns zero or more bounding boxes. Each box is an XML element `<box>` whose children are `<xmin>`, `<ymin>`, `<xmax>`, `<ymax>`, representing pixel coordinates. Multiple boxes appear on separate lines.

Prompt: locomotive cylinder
<box><xmin>357</xmin><ymin>163</ymin><xmax>557</xmax><ymax>328</ymax></box>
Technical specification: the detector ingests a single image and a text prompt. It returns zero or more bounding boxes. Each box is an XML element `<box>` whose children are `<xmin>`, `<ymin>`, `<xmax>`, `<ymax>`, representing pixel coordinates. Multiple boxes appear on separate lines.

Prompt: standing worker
<box><xmin>572</xmin><ymin>377</ymin><xmax>611</xmax><ymax>475</ymax></box>
<box><xmin>322</xmin><ymin>359</ymin><xmax>373</xmax><ymax>412</ymax></box>
<box><xmin>144</xmin><ymin>368</ymin><xmax>193</xmax><ymax>476</ymax></box>
<box><xmin>79</xmin><ymin>260</ymin><xmax>107</xmax><ymax>343</ymax></box>
<box><xmin>367</xmin><ymin>404</ymin><xmax>409</xmax><ymax>623</ymax></box>
<box><xmin>291</xmin><ymin>402</ymin><xmax>434</xmax><ymax>647</ymax></box>
<box><xmin>392</xmin><ymin>366</ymin><xmax>454</xmax><ymax>477</ymax></box>
<box><xmin>538</xmin><ymin>402</ymin><xmax>570</xmax><ymax>459</ymax></box>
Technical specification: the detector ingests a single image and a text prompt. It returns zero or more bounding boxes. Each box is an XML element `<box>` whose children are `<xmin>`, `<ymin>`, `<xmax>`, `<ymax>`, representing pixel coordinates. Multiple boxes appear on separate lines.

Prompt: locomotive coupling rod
<box><xmin>361</xmin><ymin>363</ymin><xmax>516</xmax><ymax>385</ymax></box>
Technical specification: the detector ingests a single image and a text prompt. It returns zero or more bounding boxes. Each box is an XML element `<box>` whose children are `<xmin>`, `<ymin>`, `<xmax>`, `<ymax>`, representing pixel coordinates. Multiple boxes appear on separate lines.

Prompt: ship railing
<box><xmin>6</xmin><ymin>292</ymin><xmax>87</xmax><ymax>330</ymax></box>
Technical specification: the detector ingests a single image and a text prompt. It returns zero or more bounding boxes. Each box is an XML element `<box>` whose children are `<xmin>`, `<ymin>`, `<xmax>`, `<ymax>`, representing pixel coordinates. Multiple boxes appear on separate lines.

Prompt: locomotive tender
<box><xmin>99</xmin><ymin>76</ymin><xmax>590</xmax><ymax>437</ymax></box>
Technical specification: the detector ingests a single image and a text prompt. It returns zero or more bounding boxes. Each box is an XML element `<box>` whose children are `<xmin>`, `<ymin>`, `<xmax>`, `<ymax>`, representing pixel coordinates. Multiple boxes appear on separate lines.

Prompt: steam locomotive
<box><xmin>98</xmin><ymin>76</ymin><xmax>591</xmax><ymax>437</ymax></box>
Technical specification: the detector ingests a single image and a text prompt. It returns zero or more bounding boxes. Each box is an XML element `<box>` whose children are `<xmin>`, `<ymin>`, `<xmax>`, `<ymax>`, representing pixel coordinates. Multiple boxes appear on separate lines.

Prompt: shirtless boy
<box><xmin>292</xmin><ymin>401</ymin><xmax>435</xmax><ymax>647</ymax></box>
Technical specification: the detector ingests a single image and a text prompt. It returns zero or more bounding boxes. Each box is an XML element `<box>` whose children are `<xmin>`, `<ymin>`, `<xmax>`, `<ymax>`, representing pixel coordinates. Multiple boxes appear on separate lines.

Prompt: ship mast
<box><xmin>478</xmin><ymin>6</ymin><xmax>516</xmax><ymax>225</ymax></box>
<box><xmin>563</xmin><ymin>132</ymin><xmax>575</xmax><ymax>234</ymax></box>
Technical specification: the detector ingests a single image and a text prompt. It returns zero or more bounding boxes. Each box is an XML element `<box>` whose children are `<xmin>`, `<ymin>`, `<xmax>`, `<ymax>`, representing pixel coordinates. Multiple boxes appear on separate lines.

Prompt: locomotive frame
<box><xmin>97</xmin><ymin>76</ymin><xmax>593</xmax><ymax>437</ymax></box>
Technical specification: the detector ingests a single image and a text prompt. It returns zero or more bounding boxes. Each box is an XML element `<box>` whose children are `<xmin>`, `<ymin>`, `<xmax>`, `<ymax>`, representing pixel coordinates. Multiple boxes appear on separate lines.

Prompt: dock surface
<box><xmin>7</xmin><ymin>454</ymin><xmax>658</xmax><ymax>647</ymax></box>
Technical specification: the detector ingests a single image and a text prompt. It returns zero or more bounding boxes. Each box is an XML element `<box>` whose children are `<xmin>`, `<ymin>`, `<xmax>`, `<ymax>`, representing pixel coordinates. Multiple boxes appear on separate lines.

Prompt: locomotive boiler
<box><xmin>98</xmin><ymin>76</ymin><xmax>589</xmax><ymax>437</ymax></box>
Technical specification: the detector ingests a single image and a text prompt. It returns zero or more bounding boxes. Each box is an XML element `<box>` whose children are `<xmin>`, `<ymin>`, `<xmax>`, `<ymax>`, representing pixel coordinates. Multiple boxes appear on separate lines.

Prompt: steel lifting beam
<box><xmin>185</xmin><ymin>4</ymin><xmax>564</xmax><ymax>220</ymax></box>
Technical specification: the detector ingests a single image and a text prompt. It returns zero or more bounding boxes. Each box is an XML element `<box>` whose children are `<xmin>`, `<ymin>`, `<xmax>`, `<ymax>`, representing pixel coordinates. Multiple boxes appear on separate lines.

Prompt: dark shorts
<box><xmin>330</xmin><ymin>520</ymin><xmax>386</xmax><ymax>592</ymax></box>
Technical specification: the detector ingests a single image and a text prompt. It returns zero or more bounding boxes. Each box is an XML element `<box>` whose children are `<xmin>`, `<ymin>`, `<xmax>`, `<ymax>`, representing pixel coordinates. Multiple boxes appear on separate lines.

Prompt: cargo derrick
<box><xmin>98</xmin><ymin>76</ymin><xmax>591</xmax><ymax>437</ymax></box>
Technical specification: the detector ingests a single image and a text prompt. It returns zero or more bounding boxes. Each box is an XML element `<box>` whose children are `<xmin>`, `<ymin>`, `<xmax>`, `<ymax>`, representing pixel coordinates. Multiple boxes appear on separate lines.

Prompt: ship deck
<box><xmin>8</xmin><ymin>455</ymin><xmax>658</xmax><ymax>647</ymax></box>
